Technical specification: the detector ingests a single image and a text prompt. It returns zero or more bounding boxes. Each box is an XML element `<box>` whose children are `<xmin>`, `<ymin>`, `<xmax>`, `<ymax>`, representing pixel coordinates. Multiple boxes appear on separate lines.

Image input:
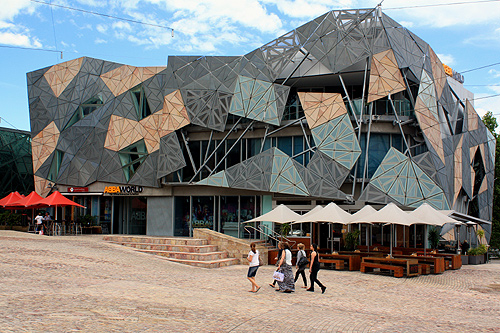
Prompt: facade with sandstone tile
<box><xmin>27</xmin><ymin>8</ymin><xmax>493</xmax><ymax>245</ymax></box>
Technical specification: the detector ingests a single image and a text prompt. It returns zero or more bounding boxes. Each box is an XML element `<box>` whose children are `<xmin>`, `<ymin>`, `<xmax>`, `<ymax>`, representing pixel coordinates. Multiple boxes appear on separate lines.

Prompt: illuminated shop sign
<box><xmin>104</xmin><ymin>185</ymin><xmax>144</xmax><ymax>195</ymax></box>
<box><xmin>67</xmin><ymin>187</ymin><xmax>89</xmax><ymax>193</ymax></box>
<box><xmin>442</xmin><ymin>64</ymin><xmax>464</xmax><ymax>84</ymax></box>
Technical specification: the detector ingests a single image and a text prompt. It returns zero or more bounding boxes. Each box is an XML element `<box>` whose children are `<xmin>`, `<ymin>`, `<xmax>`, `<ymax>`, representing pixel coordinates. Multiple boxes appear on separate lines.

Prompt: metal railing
<box><xmin>243</xmin><ymin>224</ymin><xmax>297</xmax><ymax>249</ymax></box>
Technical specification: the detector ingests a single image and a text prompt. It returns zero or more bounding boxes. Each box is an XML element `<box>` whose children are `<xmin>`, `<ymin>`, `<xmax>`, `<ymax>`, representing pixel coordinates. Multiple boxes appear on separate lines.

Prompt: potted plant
<box><xmin>344</xmin><ymin>229</ymin><xmax>361</xmax><ymax>251</ymax></box>
<box><xmin>280</xmin><ymin>223</ymin><xmax>291</xmax><ymax>240</ymax></box>
<box><xmin>468</xmin><ymin>244</ymin><xmax>487</xmax><ymax>264</ymax></box>
<box><xmin>428</xmin><ymin>227</ymin><xmax>440</xmax><ymax>250</ymax></box>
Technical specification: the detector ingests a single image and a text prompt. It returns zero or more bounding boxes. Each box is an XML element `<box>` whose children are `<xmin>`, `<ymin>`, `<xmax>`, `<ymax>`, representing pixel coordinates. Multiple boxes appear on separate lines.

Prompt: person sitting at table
<box><xmin>461</xmin><ymin>240</ymin><xmax>470</xmax><ymax>255</ymax></box>
<box><xmin>43</xmin><ymin>212</ymin><xmax>52</xmax><ymax>222</ymax></box>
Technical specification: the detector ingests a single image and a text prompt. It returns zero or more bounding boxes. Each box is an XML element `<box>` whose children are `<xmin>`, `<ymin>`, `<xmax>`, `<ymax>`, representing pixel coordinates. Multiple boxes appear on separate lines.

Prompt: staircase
<box><xmin>103</xmin><ymin>235</ymin><xmax>239</xmax><ymax>268</ymax></box>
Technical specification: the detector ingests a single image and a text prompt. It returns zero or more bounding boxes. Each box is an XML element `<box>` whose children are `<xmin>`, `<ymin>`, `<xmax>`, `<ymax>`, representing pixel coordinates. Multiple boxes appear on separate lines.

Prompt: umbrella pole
<box><xmin>390</xmin><ymin>224</ymin><xmax>393</xmax><ymax>258</ymax></box>
<box><xmin>424</xmin><ymin>225</ymin><xmax>427</xmax><ymax>256</ymax></box>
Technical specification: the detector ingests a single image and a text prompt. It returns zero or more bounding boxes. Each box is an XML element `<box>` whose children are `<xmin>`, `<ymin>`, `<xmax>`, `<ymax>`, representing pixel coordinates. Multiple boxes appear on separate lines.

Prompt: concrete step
<box><xmin>134</xmin><ymin>249</ymin><xmax>229</xmax><ymax>261</ymax></box>
<box><xmin>160</xmin><ymin>257</ymin><xmax>240</xmax><ymax>269</ymax></box>
<box><xmin>104</xmin><ymin>235</ymin><xmax>240</xmax><ymax>269</ymax></box>
<box><xmin>109</xmin><ymin>241</ymin><xmax>219</xmax><ymax>253</ymax></box>
<box><xmin>103</xmin><ymin>235</ymin><xmax>208</xmax><ymax>246</ymax></box>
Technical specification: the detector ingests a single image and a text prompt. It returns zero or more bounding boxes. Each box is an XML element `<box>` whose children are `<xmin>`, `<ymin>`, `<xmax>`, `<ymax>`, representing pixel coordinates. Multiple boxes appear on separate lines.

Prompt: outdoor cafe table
<box><xmin>393</xmin><ymin>254</ymin><xmax>445</xmax><ymax>274</ymax></box>
<box><xmin>339</xmin><ymin>251</ymin><xmax>385</xmax><ymax>258</ymax></box>
<box><xmin>416</xmin><ymin>252</ymin><xmax>462</xmax><ymax>270</ymax></box>
<box><xmin>320</xmin><ymin>253</ymin><xmax>361</xmax><ymax>271</ymax></box>
<box><xmin>361</xmin><ymin>257</ymin><xmax>420</xmax><ymax>278</ymax></box>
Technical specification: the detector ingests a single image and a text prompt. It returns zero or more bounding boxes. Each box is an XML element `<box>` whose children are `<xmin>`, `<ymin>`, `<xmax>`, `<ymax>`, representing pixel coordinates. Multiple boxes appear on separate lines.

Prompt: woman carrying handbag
<box><xmin>294</xmin><ymin>243</ymin><xmax>308</xmax><ymax>289</ymax></box>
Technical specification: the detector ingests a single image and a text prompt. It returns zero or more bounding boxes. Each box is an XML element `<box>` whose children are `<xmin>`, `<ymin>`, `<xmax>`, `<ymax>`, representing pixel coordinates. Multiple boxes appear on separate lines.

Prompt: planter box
<box><xmin>468</xmin><ymin>255</ymin><xmax>485</xmax><ymax>265</ymax></box>
<box><xmin>461</xmin><ymin>255</ymin><xmax>469</xmax><ymax>265</ymax></box>
<box><xmin>0</xmin><ymin>226</ymin><xmax>29</xmax><ymax>232</ymax></box>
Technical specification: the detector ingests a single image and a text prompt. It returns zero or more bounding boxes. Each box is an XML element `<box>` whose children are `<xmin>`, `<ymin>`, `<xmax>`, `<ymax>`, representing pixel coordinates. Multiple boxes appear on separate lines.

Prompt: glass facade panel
<box><xmin>174</xmin><ymin>196</ymin><xmax>190</xmax><ymax>236</ymax></box>
<box><xmin>277</xmin><ymin>137</ymin><xmax>292</xmax><ymax>156</ymax></box>
<box><xmin>239</xmin><ymin>196</ymin><xmax>256</xmax><ymax>238</ymax></box>
<box><xmin>191</xmin><ymin>196</ymin><xmax>214</xmax><ymax>229</ymax></box>
<box><xmin>220</xmin><ymin>196</ymin><xmax>239</xmax><ymax>238</ymax></box>
<box><xmin>129</xmin><ymin>197</ymin><xmax>147</xmax><ymax>234</ymax></box>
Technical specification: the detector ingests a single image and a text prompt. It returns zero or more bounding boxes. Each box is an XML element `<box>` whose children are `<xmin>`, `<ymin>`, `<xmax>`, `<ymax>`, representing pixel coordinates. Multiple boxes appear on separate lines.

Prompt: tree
<box><xmin>482</xmin><ymin>112</ymin><xmax>500</xmax><ymax>248</ymax></box>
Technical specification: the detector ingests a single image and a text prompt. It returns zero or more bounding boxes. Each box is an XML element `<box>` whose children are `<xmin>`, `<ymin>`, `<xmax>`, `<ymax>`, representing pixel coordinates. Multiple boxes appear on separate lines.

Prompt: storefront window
<box><xmin>129</xmin><ymin>197</ymin><xmax>147</xmax><ymax>234</ymax></box>
<box><xmin>192</xmin><ymin>196</ymin><xmax>214</xmax><ymax>229</ymax></box>
<box><xmin>99</xmin><ymin>197</ymin><xmax>112</xmax><ymax>234</ymax></box>
<box><xmin>174</xmin><ymin>196</ymin><xmax>190</xmax><ymax>236</ymax></box>
<box><xmin>239</xmin><ymin>196</ymin><xmax>256</xmax><ymax>238</ymax></box>
<box><xmin>220</xmin><ymin>196</ymin><xmax>238</xmax><ymax>238</ymax></box>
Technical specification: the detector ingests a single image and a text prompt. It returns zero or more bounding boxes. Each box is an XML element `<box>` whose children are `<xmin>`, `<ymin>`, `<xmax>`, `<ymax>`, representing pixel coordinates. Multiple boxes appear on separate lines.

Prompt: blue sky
<box><xmin>1</xmin><ymin>0</ymin><xmax>500</xmax><ymax>132</ymax></box>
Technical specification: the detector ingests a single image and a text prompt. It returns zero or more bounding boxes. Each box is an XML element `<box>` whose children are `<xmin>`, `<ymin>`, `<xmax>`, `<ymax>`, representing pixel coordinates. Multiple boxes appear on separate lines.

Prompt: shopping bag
<box><xmin>273</xmin><ymin>271</ymin><xmax>284</xmax><ymax>282</ymax></box>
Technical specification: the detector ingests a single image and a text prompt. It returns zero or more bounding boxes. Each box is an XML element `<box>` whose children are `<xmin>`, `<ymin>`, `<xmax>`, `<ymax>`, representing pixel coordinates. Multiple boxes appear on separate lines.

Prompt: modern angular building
<box><xmin>0</xmin><ymin>127</ymin><xmax>34</xmax><ymax>198</ymax></box>
<box><xmin>27</xmin><ymin>8</ymin><xmax>494</xmax><ymax>244</ymax></box>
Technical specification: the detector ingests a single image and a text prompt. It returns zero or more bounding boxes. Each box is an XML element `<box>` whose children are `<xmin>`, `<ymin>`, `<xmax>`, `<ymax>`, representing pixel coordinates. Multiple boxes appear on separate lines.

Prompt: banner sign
<box><xmin>104</xmin><ymin>185</ymin><xmax>144</xmax><ymax>195</ymax></box>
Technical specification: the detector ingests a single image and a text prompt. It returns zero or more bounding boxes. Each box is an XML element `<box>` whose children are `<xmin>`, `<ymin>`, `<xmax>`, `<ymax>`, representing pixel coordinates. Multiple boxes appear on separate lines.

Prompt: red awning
<box><xmin>7</xmin><ymin>191</ymin><xmax>44</xmax><ymax>209</ymax></box>
<box><xmin>0</xmin><ymin>192</ymin><xmax>25</xmax><ymax>207</ymax></box>
<box><xmin>37</xmin><ymin>191</ymin><xmax>86</xmax><ymax>208</ymax></box>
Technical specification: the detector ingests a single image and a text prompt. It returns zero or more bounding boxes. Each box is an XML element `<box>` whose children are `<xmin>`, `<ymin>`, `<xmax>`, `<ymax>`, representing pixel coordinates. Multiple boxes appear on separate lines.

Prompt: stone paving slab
<box><xmin>1</xmin><ymin>230</ymin><xmax>499</xmax><ymax>332</ymax></box>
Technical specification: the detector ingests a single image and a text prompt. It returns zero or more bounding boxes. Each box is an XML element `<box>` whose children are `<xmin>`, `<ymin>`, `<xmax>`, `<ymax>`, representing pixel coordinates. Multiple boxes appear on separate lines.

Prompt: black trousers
<box><xmin>309</xmin><ymin>266</ymin><xmax>324</xmax><ymax>291</ymax></box>
<box><xmin>294</xmin><ymin>268</ymin><xmax>307</xmax><ymax>286</ymax></box>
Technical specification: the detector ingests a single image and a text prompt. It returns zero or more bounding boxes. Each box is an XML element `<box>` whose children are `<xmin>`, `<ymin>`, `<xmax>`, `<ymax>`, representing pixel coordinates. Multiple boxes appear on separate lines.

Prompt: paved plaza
<box><xmin>1</xmin><ymin>230</ymin><xmax>499</xmax><ymax>332</ymax></box>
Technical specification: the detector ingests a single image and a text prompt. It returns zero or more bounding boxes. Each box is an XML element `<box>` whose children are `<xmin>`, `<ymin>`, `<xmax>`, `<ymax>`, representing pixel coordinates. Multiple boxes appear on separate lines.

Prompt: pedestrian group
<box><xmin>246</xmin><ymin>241</ymin><xmax>326</xmax><ymax>294</ymax></box>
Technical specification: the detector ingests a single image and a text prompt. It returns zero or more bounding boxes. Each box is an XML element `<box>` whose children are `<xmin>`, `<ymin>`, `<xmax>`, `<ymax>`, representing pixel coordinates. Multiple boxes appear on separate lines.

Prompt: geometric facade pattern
<box><xmin>311</xmin><ymin>114</ymin><xmax>362</xmax><ymax>170</ymax></box>
<box><xmin>229</xmin><ymin>76</ymin><xmax>289</xmax><ymax>126</ymax></box>
<box><xmin>197</xmin><ymin>147</ymin><xmax>347</xmax><ymax>199</ymax></box>
<box><xmin>27</xmin><ymin>8</ymin><xmax>494</xmax><ymax>231</ymax></box>
<box><xmin>297</xmin><ymin>92</ymin><xmax>347</xmax><ymax>129</ymax></box>
<box><xmin>0</xmin><ymin>128</ymin><xmax>34</xmax><ymax>198</ymax></box>
<box><xmin>361</xmin><ymin>148</ymin><xmax>450</xmax><ymax>210</ymax></box>
<box><xmin>367</xmin><ymin>50</ymin><xmax>406</xmax><ymax>103</ymax></box>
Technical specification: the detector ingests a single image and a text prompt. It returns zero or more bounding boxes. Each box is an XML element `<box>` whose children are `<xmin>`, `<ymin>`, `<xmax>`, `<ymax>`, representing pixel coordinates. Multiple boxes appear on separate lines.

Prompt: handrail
<box><xmin>243</xmin><ymin>223</ymin><xmax>298</xmax><ymax>249</ymax></box>
<box><xmin>243</xmin><ymin>225</ymin><xmax>280</xmax><ymax>246</ymax></box>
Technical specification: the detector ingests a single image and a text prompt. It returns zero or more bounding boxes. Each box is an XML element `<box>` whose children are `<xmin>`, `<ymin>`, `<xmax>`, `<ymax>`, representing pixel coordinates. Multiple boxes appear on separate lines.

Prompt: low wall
<box><xmin>193</xmin><ymin>228</ymin><xmax>268</xmax><ymax>265</ymax></box>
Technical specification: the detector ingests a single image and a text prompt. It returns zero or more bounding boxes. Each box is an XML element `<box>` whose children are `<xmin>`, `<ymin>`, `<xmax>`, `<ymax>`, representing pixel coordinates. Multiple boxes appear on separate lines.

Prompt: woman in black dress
<box><xmin>307</xmin><ymin>243</ymin><xmax>326</xmax><ymax>294</ymax></box>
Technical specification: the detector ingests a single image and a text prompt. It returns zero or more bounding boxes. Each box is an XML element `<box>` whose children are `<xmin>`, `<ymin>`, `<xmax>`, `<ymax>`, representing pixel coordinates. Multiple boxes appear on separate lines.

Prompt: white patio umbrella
<box><xmin>409</xmin><ymin>203</ymin><xmax>462</xmax><ymax>255</ymax></box>
<box><xmin>243</xmin><ymin>204</ymin><xmax>301</xmax><ymax>224</ymax></box>
<box><xmin>294</xmin><ymin>202</ymin><xmax>351</xmax><ymax>224</ymax></box>
<box><xmin>290</xmin><ymin>205</ymin><xmax>323</xmax><ymax>224</ymax></box>
<box><xmin>293</xmin><ymin>202</ymin><xmax>351</xmax><ymax>252</ymax></box>
<box><xmin>351</xmin><ymin>203</ymin><xmax>427</xmax><ymax>257</ymax></box>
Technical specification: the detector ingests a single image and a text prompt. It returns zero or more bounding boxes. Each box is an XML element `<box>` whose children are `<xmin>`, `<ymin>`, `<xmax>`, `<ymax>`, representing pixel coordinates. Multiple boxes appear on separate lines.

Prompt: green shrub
<box><xmin>344</xmin><ymin>229</ymin><xmax>361</xmax><ymax>250</ymax></box>
<box><xmin>428</xmin><ymin>227</ymin><xmax>441</xmax><ymax>249</ymax></box>
<box><xmin>468</xmin><ymin>244</ymin><xmax>488</xmax><ymax>255</ymax></box>
<box><xmin>0</xmin><ymin>211</ymin><xmax>22</xmax><ymax>226</ymax></box>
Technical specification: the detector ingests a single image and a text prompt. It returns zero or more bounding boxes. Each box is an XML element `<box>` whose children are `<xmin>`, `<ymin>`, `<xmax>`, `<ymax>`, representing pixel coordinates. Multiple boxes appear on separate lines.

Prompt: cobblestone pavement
<box><xmin>1</xmin><ymin>230</ymin><xmax>499</xmax><ymax>332</ymax></box>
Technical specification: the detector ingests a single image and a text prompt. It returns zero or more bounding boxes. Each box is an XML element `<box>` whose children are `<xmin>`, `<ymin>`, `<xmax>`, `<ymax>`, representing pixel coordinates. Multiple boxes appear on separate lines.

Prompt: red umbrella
<box><xmin>0</xmin><ymin>192</ymin><xmax>24</xmax><ymax>207</ymax></box>
<box><xmin>7</xmin><ymin>191</ymin><xmax>44</xmax><ymax>209</ymax></box>
<box><xmin>37</xmin><ymin>191</ymin><xmax>86</xmax><ymax>222</ymax></box>
<box><xmin>37</xmin><ymin>191</ymin><xmax>85</xmax><ymax>208</ymax></box>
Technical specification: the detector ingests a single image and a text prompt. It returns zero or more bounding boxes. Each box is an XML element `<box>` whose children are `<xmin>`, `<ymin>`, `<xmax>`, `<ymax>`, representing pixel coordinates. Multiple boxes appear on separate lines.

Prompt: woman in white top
<box><xmin>276</xmin><ymin>242</ymin><xmax>295</xmax><ymax>293</ymax></box>
<box><xmin>247</xmin><ymin>242</ymin><xmax>261</xmax><ymax>293</ymax></box>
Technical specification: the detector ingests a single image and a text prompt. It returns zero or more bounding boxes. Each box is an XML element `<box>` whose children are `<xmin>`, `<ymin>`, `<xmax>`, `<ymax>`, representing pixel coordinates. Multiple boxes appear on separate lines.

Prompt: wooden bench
<box><xmin>360</xmin><ymin>262</ymin><xmax>404</xmax><ymax>278</ymax></box>
<box><xmin>419</xmin><ymin>264</ymin><xmax>431</xmax><ymax>275</ymax></box>
<box><xmin>319</xmin><ymin>259</ymin><xmax>344</xmax><ymax>270</ymax></box>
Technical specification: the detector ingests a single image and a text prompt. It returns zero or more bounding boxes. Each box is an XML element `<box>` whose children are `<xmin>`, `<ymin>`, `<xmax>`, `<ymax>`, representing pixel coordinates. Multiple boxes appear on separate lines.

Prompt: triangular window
<box><xmin>119</xmin><ymin>140</ymin><xmax>148</xmax><ymax>181</ymax></box>
<box><xmin>63</xmin><ymin>93</ymin><xmax>103</xmax><ymax>130</ymax></box>
<box><xmin>130</xmin><ymin>85</ymin><xmax>151</xmax><ymax>120</ymax></box>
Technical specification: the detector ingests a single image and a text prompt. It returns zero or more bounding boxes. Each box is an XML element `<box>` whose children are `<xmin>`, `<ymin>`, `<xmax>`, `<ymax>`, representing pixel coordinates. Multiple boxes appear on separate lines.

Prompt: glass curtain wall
<box><xmin>173</xmin><ymin>195</ymin><xmax>261</xmax><ymax>238</ymax></box>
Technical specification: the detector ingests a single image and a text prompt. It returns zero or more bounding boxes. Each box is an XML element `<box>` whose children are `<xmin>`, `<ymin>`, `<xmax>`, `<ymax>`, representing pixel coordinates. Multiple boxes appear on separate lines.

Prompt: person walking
<box><xmin>247</xmin><ymin>242</ymin><xmax>261</xmax><ymax>293</ymax></box>
<box><xmin>276</xmin><ymin>242</ymin><xmax>295</xmax><ymax>293</ymax></box>
<box><xmin>307</xmin><ymin>243</ymin><xmax>326</xmax><ymax>294</ymax></box>
<box><xmin>294</xmin><ymin>243</ymin><xmax>308</xmax><ymax>289</ymax></box>
<box><xmin>269</xmin><ymin>241</ymin><xmax>283</xmax><ymax>288</ymax></box>
<box><xmin>35</xmin><ymin>212</ymin><xmax>44</xmax><ymax>234</ymax></box>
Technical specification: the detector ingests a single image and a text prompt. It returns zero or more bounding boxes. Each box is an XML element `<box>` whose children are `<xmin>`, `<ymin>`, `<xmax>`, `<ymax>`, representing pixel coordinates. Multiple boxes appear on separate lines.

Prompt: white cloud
<box><xmin>488</xmin><ymin>69</ymin><xmax>500</xmax><ymax>79</ymax></box>
<box><xmin>0</xmin><ymin>0</ymin><xmax>34</xmax><ymax>21</ymax></box>
<box><xmin>437</xmin><ymin>54</ymin><xmax>455</xmax><ymax>66</ymax></box>
<box><xmin>375</xmin><ymin>0</ymin><xmax>500</xmax><ymax>28</ymax></box>
<box><xmin>0</xmin><ymin>31</ymin><xmax>38</xmax><ymax>47</ymax></box>
<box><xmin>112</xmin><ymin>21</ymin><xmax>132</xmax><ymax>32</ymax></box>
<box><xmin>96</xmin><ymin>24</ymin><xmax>108</xmax><ymax>33</ymax></box>
<box><xmin>95</xmin><ymin>38</ymin><xmax>108</xmax><ymax>44</ymax></box>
